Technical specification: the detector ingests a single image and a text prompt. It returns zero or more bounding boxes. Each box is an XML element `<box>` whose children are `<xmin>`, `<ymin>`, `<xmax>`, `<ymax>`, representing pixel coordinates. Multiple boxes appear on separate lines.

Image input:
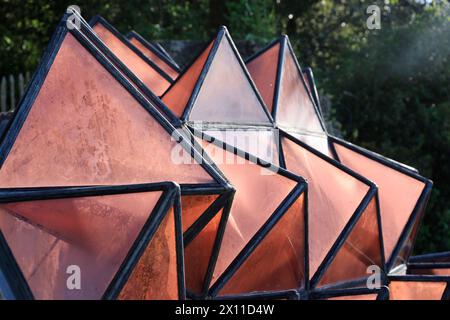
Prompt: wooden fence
<box><xmin>0</xmin><ymin>72</ymin><xmax>31</xmax><ymax>112</ymax></box>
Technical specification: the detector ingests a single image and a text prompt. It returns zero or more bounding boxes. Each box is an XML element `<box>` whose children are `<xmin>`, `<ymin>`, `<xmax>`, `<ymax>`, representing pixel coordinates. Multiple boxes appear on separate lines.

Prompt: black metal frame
<box><xmin>187</xmin><ymin>128</ymin><xmax>309</xmax><ymax>299</ymax></box>
<box><xmin>0</xmin><ymin>182</ymin><xmax>185</xmax><ymax>300</ymax></box>
<box><xmin>308</xmin><ymin>286</ymin><xmax>389</xmax><ymax>300</ymax></box>
<box><xmin>387</xmin><ymin>275</ymin><xmax>450</xmax><ymax>300</ymax></box>
<box><xmin>0</xmin><ymin>12</ymin><xmax>237</xmax><ymax>299</ymax></box>
<box><xmin>407</xmin><ymin>251</ymin><xmax>450</xmax><ymax>278</ymax></box>
<box><xmin>409</xmin><ymin>251</ymin><xmax>450</xmax><ymax>264</ymax></box>
<box><xmin>278</xmin><ymin>130</ymin><xmax>387</xmax><ymax>290</ymax></box>
<box><xmin>70</xmin><ymin>11</ymin><xmax>182</xmax><ymax>127</ymax></box>
<box><xmin>276</xmin><ymin>57</ymin><xmax>433</xmax><ymax>273</ymax></box>
<box><xmin>301</xmin><ymin>67</ymin><xmax>324</xmax><ymax>119</ymax></box>
<box><xmin>0</xmin><ymin>112</ymin><xmax>13</xmax><ymax>144</ymax></box>
<box><xmin>126</xmin><ymin>30</ymin><xmax>181</xmax><ymax>73</ymax></box>
<box><xmin>330</xmin><ymin>136</ymin><xmax>433</xmax><ymax>272</ymax></box>
<box><xmin>88</xmin><ymin>15</ymin><xmax>174</xmax><ymax>84</ymax></box>
<box><xmin>161</xmin><ymin>26</ymin><xmax>274</xmax><ymax>125</ymax></box>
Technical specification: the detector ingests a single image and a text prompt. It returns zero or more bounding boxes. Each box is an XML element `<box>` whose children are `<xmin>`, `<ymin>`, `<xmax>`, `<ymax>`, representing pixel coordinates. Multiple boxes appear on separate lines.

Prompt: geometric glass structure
<box><xmin>0</xmin><ymin>9</ymin><xmax>441</xmax><ymax>301</ymax></box>
<box><xmin>191</xmin><ymin>131</ymin><xmax>307</xmax><ymax>299</ymax></box>
<box><xmin>162</xmin><ymin>27</ymin><xmax>309</xmax><ymax>299</ymax></box>
<box><xmin>0</xmin><ymin>182</ymin><xmax>183</xmax><ymax>300</ymax></box>
<box><xmin>246</xmin><ymin>36</ymin><xmax>433</xmax><ymax>275</ymax></box>
<box><xmin>162</xmin><ymin>27</ymin><xmax>384</xmax><ymax>296</ymax></box>
<box><xmin>246</xmin><ymin>37</ymin><xmax>385</xmax><ymax>291</ymax></box>
<box><xmin>0</xmin><ymin>12</ymin><xmax>232</xmax><ymax>299</ymax></box>
<box><xmin>161</xmin><ymin>26</ymin><xmax>273</xmax><ymax>124</ymax></box>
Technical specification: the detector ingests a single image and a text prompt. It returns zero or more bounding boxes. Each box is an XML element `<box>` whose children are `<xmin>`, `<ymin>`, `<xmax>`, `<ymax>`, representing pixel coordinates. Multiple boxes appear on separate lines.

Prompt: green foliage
<box><xmin>226</xmin><ymin>0</ymin><xmax>276</xmax><ymax>43</ymax></box>
<box><xmin>0</xmin><ymin>0</ymin><xmax>448</xmax><ymax>254</ymax></box>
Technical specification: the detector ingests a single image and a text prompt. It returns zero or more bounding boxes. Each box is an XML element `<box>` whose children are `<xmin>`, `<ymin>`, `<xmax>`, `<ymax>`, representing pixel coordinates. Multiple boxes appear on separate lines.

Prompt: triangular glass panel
<box><xmin>192</xmin><ymin>132</ymin><xmax>307</xmax><ymax>297</ymax></box>
<box><xmin>217</xmin><ymin>193</ymin><xmax>305</xmax><ymax>296</ymax></box>
<box><xmin>280</xmin><ymin>133</ymin><xmax>382</xmax><ymax>286</ymax></box>
<box><xmin>246</xmin><ymin>36</ymin><xmax>324</xmax><ymax>134</ymax></box>
<box><xmin>332</xmin><ymin>139</ymin><xmax>430</xmax><ymax>270</ymax></box>
<box><xmin>163</xmin><ymin>27</ymin><xmax>272</xmax><ymax>124</ymax></box>
<box><xmin>0</xmin><ymin>183</ymin><xmax>182</xmax><ymax>300</ymax></box>
<box><xmin>0</xmin><ymin>13</ymin><xmax>234</xmax><ymax>299</ymax></box>
<box><xmin>389</xmin><ymin>278</ymin><xmax>448</xmax><ymax>300</ymax></box>
<box><xmin>316</xmin><ymin>197</ymin><xmax>383</xmax><ymax>287</ymax></box>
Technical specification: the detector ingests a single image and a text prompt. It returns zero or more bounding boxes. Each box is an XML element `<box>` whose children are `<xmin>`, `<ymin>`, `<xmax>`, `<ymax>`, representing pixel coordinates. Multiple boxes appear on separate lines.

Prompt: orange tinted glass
<box><xmin>389</xmin><ymin>280</ymin><xmax>447</xmax><ymax>300</ymax></box>
<box><xmin>0</xmin><ymin>33</ymin><xmax>214</xmax><ymax>188</ymax></box>
<box><xmin>218</xmin><ymin>193</ymin><xmax>305</xmax><ymax>295</ymax></box>
<box><xmin>281</xmin><ymin>136</ymin><xmax>369</xmax><ymax>278</ymax></box>
<box><xmin>189</xmin><ymin>36</ymin><xmax>271</xmax><ymax>124</ymax></box>
<box><xmin>317</xmin><ymin>198</ymin><xmax>382</xmax><ymax>286</ymax></box>
<box><xmin>129</xmin><ymin>37</ymin><xmax>179</xmax><ymax>80</ymax></box>
<box><xmin>246</xmin><ymin>43</ymin><xmax>280</xmax><ymax>113</ymax></box>
<box><xmin>392</xmin><ymin>200</ymin><xmax>427</xmax><ymax>269</ymax></box>
<box><xmin>181</xmin><ymin>195</ymin><xmax>218</xmax><ymax>233</ymax></box>
<box><xmin>92</xmin><ymin>24</ymin><xmax>171</xmax><ymax>96</ymax></box>
<box><xmin>333</xmin><ymin>142</ymin><xmax>425</xmax><ymax>264</ymax></box>
<box><xmin>0</xmin><ymin>191</ymin><xmax>163</xmax><ymax>299</ymax></box>
<box><xmin>162</xmin><ymin>41</ymin><xmax>214</xmax><ymax>117</ymax></box>
<box><xmin>196</xmin><ymin>138</ymin><xmax>298</xmax><ymax>285</ymax></box>
<box><xmin>184</xmin><ymin>208</ymin><xmax>224</xmax><ymax>294</ymax></box>
<box><xmin>118</xmin><ymin>207</ymin><xmax>179</xmax><ymax>300</ymax></box>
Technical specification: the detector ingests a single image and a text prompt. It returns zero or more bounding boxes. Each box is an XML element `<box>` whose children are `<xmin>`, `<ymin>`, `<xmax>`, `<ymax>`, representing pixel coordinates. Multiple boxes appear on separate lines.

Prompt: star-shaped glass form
<box><xmin>246</xmin><ymin>35</ymin><xmax>432</xmax><ymax>282</ymax></box>
<box><xmin>0</xmin><ymin>182</ymin><xmax>183</xmax><ymax>300</ymax></box>
<box><xmin>0</xmin><ymin>13</ymin><xmax>234</xmax><ymax>299</ymax></box>
<box><xmin>161</xmin><ymin>26</ymin><xmax>385</xmax><ymax>298</ymax></box>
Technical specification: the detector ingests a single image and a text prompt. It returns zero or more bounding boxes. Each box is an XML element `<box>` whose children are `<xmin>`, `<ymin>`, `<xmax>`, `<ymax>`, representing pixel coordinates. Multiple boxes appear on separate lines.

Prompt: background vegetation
<box><xmin>0</xmin><ymin>0</ymin><xmax>449</xmax><ymax>254</ymax></box>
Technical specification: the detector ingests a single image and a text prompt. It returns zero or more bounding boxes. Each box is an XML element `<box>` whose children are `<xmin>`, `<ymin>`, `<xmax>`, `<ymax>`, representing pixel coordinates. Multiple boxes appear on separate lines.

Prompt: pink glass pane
<box><xmin>0</xmin><ymin>33</ymin><xmax>213</xmax><ymax>188</ymax></box>
<box><xmin>185</xmin><ymin>209</ymin><xmax>224</xmax><ymax>294</ymax></box>
<box><xmin>333</xmin><ymin>142</ymin><xmax>426</xmax><ymax>264</ymax></box>
<box><xmin>118</xmin><ymin>207</ymin><xmax>179</xmax><ymax>300</ymax></box>
<box><xmin>246</xmin><ymin>43</ymin><xmax>280</xmax><ymax>113</ymax></box>
<box><xmin>162</xmin><ymin>41</ymin><xmax>214</xmax><ymax>117</ymax></box>
<box><xmin>276</xmin><ymin>47</ymin><xmax>323</xmax><ymax>133</ymax></box>
<box><xmin>389</xmin><ymin>281</ymin><xmax>447</xmax><ymax>300</ymax></box>
<box><xmin>189</xmin><ymin>36</ymin><xmax>271</xmax><ymax>124</ymax></box>
<box><xmin>281</xmin><ymin>136</ymin><xmax>369</xmax><ymax>278</ymax></box>
<box><xmin>317</xmin><ymin>198</ymin><xmax>383</xmax><ymax>286</ymax></box>
<box><xmin>195</xmin><ymin>138</ymin><xmax>298</xmax><ymax>286</ymax></box>
<box><xmin>0</xmin><ymin>191</ymin><xmax>163</xmax><ymax>299</ymax></box>
<box><xmin>92</xmin><ymin>24</ymin><xmax>171</xmax><ymax>96</ymax></box>
<box><xmin>218</xmin><ymin>193</ymin><xmax>305</xmax><ymax>295</ymax></box>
